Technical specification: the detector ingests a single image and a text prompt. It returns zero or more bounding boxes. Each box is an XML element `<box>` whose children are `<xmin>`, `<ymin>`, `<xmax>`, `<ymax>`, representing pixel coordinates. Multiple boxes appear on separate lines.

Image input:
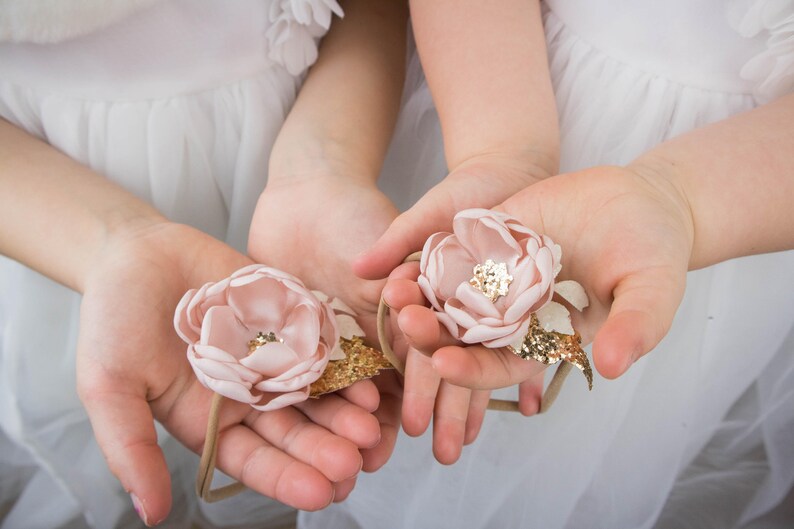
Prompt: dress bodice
<box><xmin>0</xmin><ymin>0</ymin><xmax>342</xmax><ymax>100</ymax></box>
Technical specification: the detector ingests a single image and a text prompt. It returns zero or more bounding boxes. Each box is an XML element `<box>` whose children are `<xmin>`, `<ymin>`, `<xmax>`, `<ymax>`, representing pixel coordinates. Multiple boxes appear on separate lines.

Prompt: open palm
<box><xmin>249</xmin><ymin>177</ymin><xmax>404</xmax><ymax>472</ymax></box>
<box><xmin>412</xmin><ymin>165</ymin><xmax>694</xmax><ymax>394</ymax></box>
<box><xmin>77</xmin><ymin>222</ymin><xmax>380</xmax><ymax>525</ymax></box>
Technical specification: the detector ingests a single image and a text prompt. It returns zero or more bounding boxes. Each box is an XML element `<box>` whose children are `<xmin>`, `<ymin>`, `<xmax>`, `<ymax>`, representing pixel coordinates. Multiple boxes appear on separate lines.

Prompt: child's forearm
<box><xmin>409</xmin><ymin>0</ymin><xmax>558</xmax><ymax>175</ymax></box>
<box><xmin>630</xmin><ymin>93</ymin><xmax>794</xmax><ymax>269</ymax></box>
<box><xmin>0</xmin><ymin>119</ymin><xmax>166</xmax><ymax>292</ymax></box>
<box><xmin>269</xmin><ymin>0</ymin><xmax>408</xmax><ymax>183</ymax></box>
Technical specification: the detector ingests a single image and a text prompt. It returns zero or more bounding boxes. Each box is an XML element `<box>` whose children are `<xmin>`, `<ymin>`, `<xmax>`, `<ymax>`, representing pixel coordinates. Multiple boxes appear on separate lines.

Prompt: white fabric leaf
<box><xmin>555</xmin><ymin>280</ymin><xmax>590</xmax><ymax>311</ymax></box>
<box><xmin>535</xmin><ymin>301</ymin><xmax>574</xmax><ymax>335</ymax></box>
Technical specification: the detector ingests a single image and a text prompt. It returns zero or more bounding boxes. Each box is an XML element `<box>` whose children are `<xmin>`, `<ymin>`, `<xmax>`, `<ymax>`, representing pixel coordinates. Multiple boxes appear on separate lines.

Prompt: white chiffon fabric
<box><xmin>0</xmin><ymin>0</ymin><xmax>340</xmax><ymax>527</ymax></box>
<box><xmin>306</xmin><ymin>1</ymin><xmax>794</xmax><ymax>528</ymax></box>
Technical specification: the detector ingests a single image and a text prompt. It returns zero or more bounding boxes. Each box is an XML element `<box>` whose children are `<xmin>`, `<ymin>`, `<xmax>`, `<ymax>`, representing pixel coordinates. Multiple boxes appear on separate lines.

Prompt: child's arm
<box><xmin>248</xmin><ymin>0</ymin><xmax>409</xmax><ymax>471</ymax></box>
<box><xmin>350</xmin><ymin>0</ymin><xmax>558</xmax><ymax>463</ymax></box>
<box><xmin>394</xmin><ymin>93</ymin><xmax>794</xmax><ymax>403</ymax></box>
<box><xmin>267</xmin><ymin>0</ymin><xmax>407</xmax><ymax>185</ymax></box>
<box><xmin>354</xmin><ymin>0</ymin><xmax>559</xmax><ymax>279</ymax></box>
<box><xmin>0</xmin><ymin>119</ymin><xmax>382</xmax><ymax>524</ymax></box>
<box><xmin>634</xmin><ymin>93</ymin><xmax>794</xmax><ymax>269</ymax></box>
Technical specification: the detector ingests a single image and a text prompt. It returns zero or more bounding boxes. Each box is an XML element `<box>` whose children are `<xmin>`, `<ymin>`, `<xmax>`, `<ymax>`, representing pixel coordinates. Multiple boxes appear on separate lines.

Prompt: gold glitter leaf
<box><xmin>309</xmin><ymin>336</ymin><xmax>394</xmax><ymax>397</ymax></box>
<box><xmin>512</xmin><ymin>314</ymin><xmax>593</xmax><ymax>390</ymax></box>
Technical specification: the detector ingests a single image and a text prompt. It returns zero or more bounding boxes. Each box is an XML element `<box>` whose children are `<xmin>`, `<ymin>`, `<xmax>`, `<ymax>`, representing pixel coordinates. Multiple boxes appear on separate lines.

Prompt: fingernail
<box><xmin>131</xmin><ymin>493</ymin><xmax>150</xmax><ymax>526</ymax></box>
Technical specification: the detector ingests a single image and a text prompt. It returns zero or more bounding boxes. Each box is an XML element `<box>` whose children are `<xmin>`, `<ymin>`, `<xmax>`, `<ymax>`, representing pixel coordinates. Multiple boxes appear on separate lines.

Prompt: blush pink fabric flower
<box><xmin>174</xmin><ymin>265</ymin><xmax>338</xmax><ymax>411</ymax></box>
<box><xmin>418</xmin><ymin>208</ymin><xmax>588</xmax><ymax>348</ymax></box>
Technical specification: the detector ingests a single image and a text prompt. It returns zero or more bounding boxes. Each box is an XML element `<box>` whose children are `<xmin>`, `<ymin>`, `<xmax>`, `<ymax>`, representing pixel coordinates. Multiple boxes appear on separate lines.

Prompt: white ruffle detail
<box><xmin>0</xmin><ymin>0</ymin><xmax>163</xmax><ymax>44</ymax></box>
<box><xmin>265</xmin><ymin>0</ymin><xmax>344</xmax><ymax>76</ymax></box>
<box><xmin>729</xmin><ymin>0</ymin><xmax>794</xmax><ymax>101</ymax></box>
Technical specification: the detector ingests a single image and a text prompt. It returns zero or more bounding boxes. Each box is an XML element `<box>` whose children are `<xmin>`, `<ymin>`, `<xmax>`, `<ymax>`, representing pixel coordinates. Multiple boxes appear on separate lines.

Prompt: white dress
<box><xmin>0</xmin><ymin>1</ymin><xmax>342</xmax><ymax>527</ymax></box>
<box><xmin>303</xmin><ymin>1</ymin><xmax>794</xmax><ymax>528</ymax></box>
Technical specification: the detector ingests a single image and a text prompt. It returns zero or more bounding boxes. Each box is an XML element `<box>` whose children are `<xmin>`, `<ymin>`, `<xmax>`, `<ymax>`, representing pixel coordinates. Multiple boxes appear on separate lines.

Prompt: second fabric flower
<box><xmin>418</xmin><ymin>208</ymin><xmax>588</xmax><ymax>350</ymax></box>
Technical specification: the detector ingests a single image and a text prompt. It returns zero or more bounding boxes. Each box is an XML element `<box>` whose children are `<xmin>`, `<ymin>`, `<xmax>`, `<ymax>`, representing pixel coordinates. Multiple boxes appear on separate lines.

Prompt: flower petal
<box><xmin>191</xmin><ymin>357</ymin><xmax>255</xmax><ymax>384</ymax></box>
<box><xmin>444</xmin><ymin>299</ymin><xmax>480</xmax><ymax>328</ymax></box>
<box><xmin>503</xmin><ymin>283</ymin><xmax>545</xmax><ymax>323</ymax></box>
<box><xmin>436</xmin><ymin>311</ymin><xmax>463</xmax><ymax>340</ymax></box>
<box><xmin>255</xmin><ymin>361</ymin><xmax>325</xmax><ymax>391</ymax></box>
<box><xmin>483</xmin><ymin>318</ymin><xmax>531</xmax><ymax>349</ymax></box>
<box><xmin>455</xmin><ymin>213</ymin><xmax>522</xmax><ymax>267</ymax></box>
<box><xmin>200</xmin><ymin>305</ymin><xmax>251</xmax><ymax>359</ymax></box>
<box><xmin>278</xmin><ymin>303</ymin><xmax>322</xmax><ymax>357</ymax></box>
<box><xmin>240</xmin><ymin>342</ymin><xmax>301</xmax><ymax>377</ymax></box>
<box><xmin>226</xmin><ymin>275</ymin><xmax>291</xmax><ymax>332</ymax></box>
<box><xmin>454</xmin><ymin>281</ymin><xmax>503</xmax><ymax>319</ymax></box>
<box><xmin>174</xmin><ymin>289</ymin><xmax>200</xmax><ymax>343</ymax></box>
<box><xmin>252</xmin><ymin>387</ymin><xmax>311</xmax><ymax>412</ymax></box>
<box><xmin>192</xmin><ymin>343</ymin><xmax>236</xmax><ymax>362</ymax></box>
<box><xmin>204</xmin><ymin>378</ymin><xmax>260</xmax><ymax>404</ymax></box>
<box><xmin>460</xmin><ymin>321</ymin><xmax>521</xmax><ymax>345</ymax></box>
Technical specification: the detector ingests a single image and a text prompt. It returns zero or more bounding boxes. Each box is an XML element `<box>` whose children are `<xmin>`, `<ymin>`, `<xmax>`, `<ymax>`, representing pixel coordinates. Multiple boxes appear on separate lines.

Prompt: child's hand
<box><xmin>382</xmin><ymin>268</ymin><xmax>496</xmax><ymax>464</ymax></box>
<box><xmin>250</xmin><ymin>175</ymin><xmax>399</xmax><ymax>339</ymax></box>
<box><xmin>250</xmin><ymin>175</ymin><xmax>495</xmax><ymax>466</ymax></box>
<box><xmin>353</xmin><ymin>152</ymin><xmax>555</xmax><ymax>280</ymax></box>
<box><xmin>391</xmin><ymin>165</ymin><xmax>694</xmax><ymax>411</ymax></box>
<box><xmin>78</xmin><ymin>221</ymin><xmax>382</xmax><ymax>525</ymax></box>
<box><xmin>249</xmin><ymin>175</ymin><xmax>404</xmax><ymax>472</ymax></box>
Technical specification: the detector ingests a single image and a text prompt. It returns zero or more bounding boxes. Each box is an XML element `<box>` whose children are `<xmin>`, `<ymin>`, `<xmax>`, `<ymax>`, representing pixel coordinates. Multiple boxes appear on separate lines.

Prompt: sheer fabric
<box><xmin>0</xmin><ymin>0</ymin><xmax>339</xmax><ymax>527</ymax></box>
<box><xmin>304</xmin><ymin>1</ymin><xmax>794</xmax><ymax>527</ymax></box>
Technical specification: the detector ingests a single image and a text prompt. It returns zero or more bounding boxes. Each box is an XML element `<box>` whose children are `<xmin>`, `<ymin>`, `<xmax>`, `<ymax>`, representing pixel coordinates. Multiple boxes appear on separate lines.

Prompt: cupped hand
<box><xmin>382</xmin><ymin>267</ymin><xmax>495</xmax><ymax>464</ymax></box>
<box><xmin>249</xmin><ymin>175</ymin><xmax>404</xmax><ymax>473</ymax></box>
<box><xmin>392</xmin><ymin>165</ymin><xmax>694</xmax><ymax>411</ymax></box>
<box><xmin>77</xmin><ymin>221</ymin><xmax>381</xmax><ymax>526</ymax></box>
<box><xmin>353</xmin><ymin>151</ymin><xmax>555</xmax><ymax>280</ymax></box>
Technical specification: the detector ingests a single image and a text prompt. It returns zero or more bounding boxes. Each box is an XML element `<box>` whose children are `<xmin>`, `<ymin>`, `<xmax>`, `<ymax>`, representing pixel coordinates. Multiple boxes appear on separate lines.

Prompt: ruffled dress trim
<box><xmin>729</xmin><ymin>0</ymin><xmax>794</xmax><ymax>101</ymax></box>
<box><xmin>266</xmin><ymin>0</ymin><xmax>344</xmax><ymax>76</ymax></box>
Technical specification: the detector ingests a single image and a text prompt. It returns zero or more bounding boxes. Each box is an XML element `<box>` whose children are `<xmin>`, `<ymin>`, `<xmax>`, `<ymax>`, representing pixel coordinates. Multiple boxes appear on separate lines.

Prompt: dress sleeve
<box><xmin>728</xmin><ymin>0</ymin><xmax>794</xmax><ymax>102</ymax></box>
<box><xmin>266</xmin><ymin>0</ymin><xmax>344</xmax><ymax>76</ymax></box>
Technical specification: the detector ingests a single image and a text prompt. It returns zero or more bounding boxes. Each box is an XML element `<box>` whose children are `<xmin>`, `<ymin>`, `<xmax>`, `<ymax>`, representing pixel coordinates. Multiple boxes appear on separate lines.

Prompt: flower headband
<box><xmin>174</xmin><ymin>264</ymin><xmax>392</xmax><ymax>501</ymax></box>
<box><xmin>378</xmin><ymin>208</ymin><xmax>593</xmax><ymax>413</ymax></box>
<box><xmin>177</xmin><ymin>209</ymin><xmax>592</xmax><ymax>502</ymax></box>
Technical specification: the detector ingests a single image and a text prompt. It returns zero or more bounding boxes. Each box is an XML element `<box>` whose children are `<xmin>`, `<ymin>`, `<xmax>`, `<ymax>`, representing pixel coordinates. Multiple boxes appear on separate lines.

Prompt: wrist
<box><xmin>79</xmin><ymin>208</ymin><xmax>170</xmax><ymax>294</ymax></box>
<box><xmin>448</xmin><ymin>147</ymin><xmax>559</xmax><ymax>186</ymax></box>
<box><xmin>269</xmin><ymin>126</ymin><xmax>382</xmax><ymax>188</ymax></box>
<box><xmin>625</xmin><ymin>155</ymin><xmax>697</xmax><ymax>268</ymax></box>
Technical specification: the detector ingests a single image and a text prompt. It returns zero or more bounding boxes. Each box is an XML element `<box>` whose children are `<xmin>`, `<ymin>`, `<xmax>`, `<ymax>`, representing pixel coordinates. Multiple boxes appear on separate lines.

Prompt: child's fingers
<box><xmin>353</xmin><ymin>198</ymin><xmax>449</xmax><ymax>280</ymax></box>
<box><xmin>337</xmin><ymin>380</ymin><xmax>380</xmax><ymax>413</ymax></box>
<box><xmin>244</xmin><ymin>405</ymin><xmax>364</xmax><ymax>485</ymax></box>
<box><xmin>332</xmin><ymin>476</ymin><xmax>357</xmax><ymax>503</ymax></box>
<box><xmin>211</xmin><ymin>421</ymin><xmax>335</xmax><ymax>511</ymax></box>
<box><xmin>294</xmin><ymin>392</ymin><xmax>382</xmax><ymax>450</ymax></box>
<box><xmin>397</xmin><ymin>304</ymin><xmax>459</xmax><ymax>356</ymax></box>
<box><xmin>432</xmin><ymin>381</ymin><xmax>471</xmax><ymax>465</ymax></box>
<box><xmin>593</xmin><ymin>269</ymin><xmax>684</xmax><ymax>379</ymax></box>
<box><xmin>518</xmin><ymin>373</ymin><xmax>544</xmax><ymax>416</ymax></box>
<box><xmin>79</xmin><ymin>382</ymin><xmax>172</xmax><ymax>526</ymax></box>
<box><xmin>361</xmin><ymin>373</ymin><xmax>402</xmax><ymax>472</ymax></box>
<box><xmin>382</xmin><ymin>278</ymin><xmax>426</xmax><ymax>311</ymax></box>
<box><xmin>386</xmin><ymin>261</ymin><xmax>420</xmax><ymax>282</ymax></box>
<box><xmin>401</xmin><ymin>347</ymin><xmax>441</xmax><ymax>437</ymax></box>
<box><xmin>464</xmin><ymin>389</ymin><xmax>491</xmax><ymax>445</ymax></box>
<box><xmin>432</xmin><ymin>344</ymin><xmax>546</xmax><ymax>390</ymax></box>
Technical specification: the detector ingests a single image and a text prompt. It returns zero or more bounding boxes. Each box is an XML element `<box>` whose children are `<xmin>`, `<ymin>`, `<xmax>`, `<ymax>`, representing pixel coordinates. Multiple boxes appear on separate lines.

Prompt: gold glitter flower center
<box><xmin>248</xmin><ymin>331</ymin><xmax>283</xmax><ymax>354</ymax></box>
<box><xmin>469</xmin><ymin>259</ymin><xmax>513</xmax><ymax>302</ymax></box>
